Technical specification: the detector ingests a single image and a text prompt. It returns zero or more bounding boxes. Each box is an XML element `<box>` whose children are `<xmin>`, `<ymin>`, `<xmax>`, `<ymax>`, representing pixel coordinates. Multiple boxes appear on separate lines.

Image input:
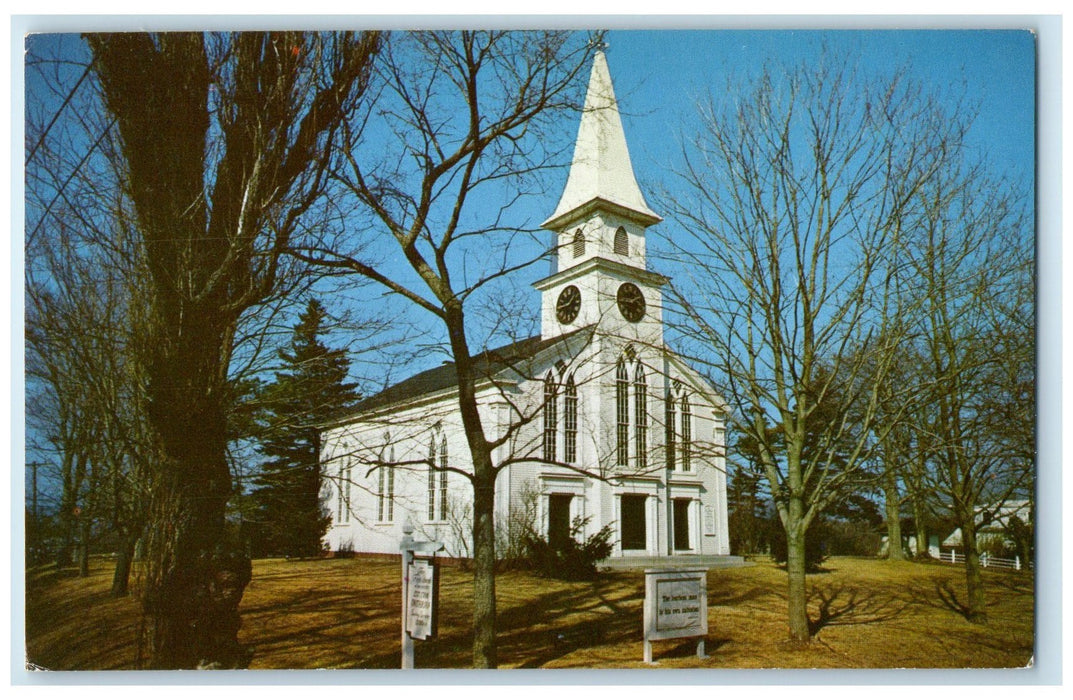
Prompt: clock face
<box><xmin>616</xmin><ymin>283</ymin><xmax>646</xmax><ymax>323</ymax></box>
<box><xmin>556</xmin><ymin>285</ymin><xmax>582</xmax><ymax>324</ymax></box>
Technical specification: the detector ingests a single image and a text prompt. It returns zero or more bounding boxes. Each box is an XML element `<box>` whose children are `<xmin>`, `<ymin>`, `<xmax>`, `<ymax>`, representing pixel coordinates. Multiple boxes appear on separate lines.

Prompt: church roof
<box><xmin>542</xmin><ymin>51</ymin><xmax>661</xmax><ymax>230</ymax></box>
<box><xmin>341</xmin><ymin>326</ymin><xmax>595</xmax><ymax>418</ymax></box>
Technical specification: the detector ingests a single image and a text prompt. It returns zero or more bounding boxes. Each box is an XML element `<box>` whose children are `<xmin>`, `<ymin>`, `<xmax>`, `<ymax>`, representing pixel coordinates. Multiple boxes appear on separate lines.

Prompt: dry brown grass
<box><xmin>25</xmin><ymin>555</ymin><xmax>1034</xmax><ymax>671</ymax></box>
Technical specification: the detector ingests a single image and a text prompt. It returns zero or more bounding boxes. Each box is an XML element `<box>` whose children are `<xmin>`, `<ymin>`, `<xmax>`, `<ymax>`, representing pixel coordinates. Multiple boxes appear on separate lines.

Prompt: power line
<box><xmin>25</xmin><ymin>62</ymin><xmax>93</xmax><ymax>167</ymax></box>
<box><xmin>26</xmin><ymin>115</ymin><xmax>117</xmax><ymax>248</ymax></box>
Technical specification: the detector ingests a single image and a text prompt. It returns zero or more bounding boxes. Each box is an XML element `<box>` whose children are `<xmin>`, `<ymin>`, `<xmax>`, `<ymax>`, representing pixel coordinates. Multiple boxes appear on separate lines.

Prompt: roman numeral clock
<box><xmin>556</xmin><ymin>285</ymin><xmax>582</xmax><ymax>324</ymax></box>
<box><xmin>616</xmin><ymin>282</ymin><xmax>646</xmax><ymax>323</ymax></box>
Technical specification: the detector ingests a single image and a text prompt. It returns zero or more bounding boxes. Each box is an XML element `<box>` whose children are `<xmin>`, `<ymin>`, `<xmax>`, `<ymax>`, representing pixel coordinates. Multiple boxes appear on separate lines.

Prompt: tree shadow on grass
<box><xmin>987</xmin><ymin>571</ymin><xmax>1035</xmax><ymax>597</ymax></box>
<box><xmin>26</xmin><ymin>564</ymin><xmax>90</xmax><ymax>591</ymax></box>
<box><xmin>806</xmin><ymin>582</ymin><xmax>909</xmax><ymax>637</ymax></box>
<box><xmin>904</xmin><ymin>577</ymin><xmax>984</xmax><ymax>623</ymax></box>
<box><xmin>709</xmin><ymin>585</ymin><xmax>777</xmax><ymax>608</ymax></box>
<box><xmin>498</xmin><ymin>576</ymin><xmax>645</xmax><ymax>668</ymax></box>
<box><xmin>932</xmin><ymin>579</ymin><xmax>975</xmax><ymax>621</ymax></box>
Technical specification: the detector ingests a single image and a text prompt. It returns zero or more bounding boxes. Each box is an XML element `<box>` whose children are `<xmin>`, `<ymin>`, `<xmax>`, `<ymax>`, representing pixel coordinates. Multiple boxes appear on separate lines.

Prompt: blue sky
<box><xmin>604</xmin><ymin>29</ymin><xmax>1035</xmax><ymax>204</ymax></box>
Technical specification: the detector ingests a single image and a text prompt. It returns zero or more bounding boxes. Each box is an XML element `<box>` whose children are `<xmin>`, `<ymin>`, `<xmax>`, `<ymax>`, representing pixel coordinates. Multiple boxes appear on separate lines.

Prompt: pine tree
<box><xmin>252</xmin><ymin>299</ymin><xmax>360</xmax><ymax>558</ymax></box>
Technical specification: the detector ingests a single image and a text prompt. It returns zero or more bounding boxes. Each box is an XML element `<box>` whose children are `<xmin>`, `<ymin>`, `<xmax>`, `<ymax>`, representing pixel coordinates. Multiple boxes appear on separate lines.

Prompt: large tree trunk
<box><xmin>911</xmin><ymin>494</ymin><xmax>930</xmax><ymax>559</ymax></box>
<box><xmin>471</xmin><ymin>476</ymin><xmax>497</xmax><ymax>668</ymax></box>
<box><xmin>111</xmin><ymin>532</ymin><xmax>138</xmax><ymax>597</ymax></box>
<box><xmin>140</xmin><ymin>456</ymin><xmax>251</xmax><ymax>669</ymax></box>
<box><xmin>138</xmin><ymin>314</ymin><xmax>251</xmax><ymax>669</ymax></box>
<box><xmin>784</xmin><ymin>498</ymin><xmax>810</xmax><ymax>644</ymax></box>
<box><xmin>960</xmin><ymin>515</ymin><xmax>988</xmax><ymax>623</ymax></box>
<box><xmin>883</xmin><ymin>470</ymin><xmax>905</xmax><ymax>560</ymax></box>
<box><xmin>444</xmin><ymin>302</ymin><xmax>498</xmax><ymax>669</ymax></box>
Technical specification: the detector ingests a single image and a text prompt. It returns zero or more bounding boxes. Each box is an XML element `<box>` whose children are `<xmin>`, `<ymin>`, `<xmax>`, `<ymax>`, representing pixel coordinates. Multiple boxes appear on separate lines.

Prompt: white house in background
<box><xmin>319</xmin><ymin>51</ymin><xmax>731</xmax><ymax>562</ymax></box>
<box><xmin>942</xmin><ymin>500</ymin><xmax>1032</xmax><ymax>552</ymax></box>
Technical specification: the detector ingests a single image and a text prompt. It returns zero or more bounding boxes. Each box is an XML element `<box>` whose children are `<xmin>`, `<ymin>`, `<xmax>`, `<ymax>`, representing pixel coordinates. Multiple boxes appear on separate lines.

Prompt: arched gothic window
<box><xmin>339</xmin><ymin>457</ymin><xmax>353</xmax><ymax>523</ymax></box>
<box><xmin>543</xmin><ymin>373</ymin><xmax>558</xmax><ymax>462</ymax></box>
<box><xmin>634</xmin><ymin>363</ymin><xmax>648</xmax><ymax>468</ymax></box>
<box><xmin>378</xmin><ymin>434</ymin><xmax>393</xmax><ymax>522</ymax></box>
<box><xmin>680</xmin><ymin>397</ymin><xmax>693</xmax><ymax>472</ymax></box>
<box><xmin>614</xmin><ymin>227</ymin><xmax>629</xmax><ymax>255</ymax></box>
<box><xmin>666</xmin><ymin>395</ymin><xmax>677</xmax><ymax>471</ymax></box>
<box><xmin>616</xmin><ymin>359</ymin><xmax>629</xmax><ymax>467</ymax></box>
<box><xmin>438</xmin><ymin>435</ymin><xmax>448</xmax><ymax>520</ymax></box>
<box><xmin>573</xmin><ymin>229</ymin><xmax>585</xmax><ymax>258</ymax></box>
<box><xmin>564</xmin><ymin>374</ymin><xmax>578</xmax><ymax>464</ymax></box>
<box><xmin>427</xmin><ymin>436</ymin><xmax>438</xmax><ymax>521</ymax></box>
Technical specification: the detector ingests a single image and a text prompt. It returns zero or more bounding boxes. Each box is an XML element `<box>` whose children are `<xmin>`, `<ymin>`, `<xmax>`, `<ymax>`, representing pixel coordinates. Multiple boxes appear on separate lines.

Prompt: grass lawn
<box><xmin>25</xmin><ymin>555</ymin><xmax>1034</xmax><ymax>671</ymax></box>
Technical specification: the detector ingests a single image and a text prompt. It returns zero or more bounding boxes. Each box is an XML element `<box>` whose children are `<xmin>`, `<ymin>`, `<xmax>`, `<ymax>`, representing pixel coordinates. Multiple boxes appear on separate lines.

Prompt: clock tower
<box><xmin>534</xmin><ymin>51</ymin><xmax>667</xmax><ymax>347</ymax></box>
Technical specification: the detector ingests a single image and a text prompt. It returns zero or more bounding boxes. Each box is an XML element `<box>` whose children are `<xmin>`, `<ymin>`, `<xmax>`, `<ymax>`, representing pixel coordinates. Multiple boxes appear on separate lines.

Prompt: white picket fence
<box><xmin>937</xmin><ymin>549</ymin><xmax>1022</xmax><ymax>571</ymax></box>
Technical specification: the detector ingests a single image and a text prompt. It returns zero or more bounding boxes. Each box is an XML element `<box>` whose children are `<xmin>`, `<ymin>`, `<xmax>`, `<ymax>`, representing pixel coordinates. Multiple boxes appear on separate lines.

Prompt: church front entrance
<box><xmin>621</xmin><ymin>494</ymin><xmax>648</xmax><ymax>552</ymax></box>
<box><xmin>548</xmin><ymin>494</ymin><xmax>573</xmax><ymax>549</ymax></box>
<box><xmin>673</xmin><ymin>498</ymin><xmax>692</xmax><ymax>552</ymax></box>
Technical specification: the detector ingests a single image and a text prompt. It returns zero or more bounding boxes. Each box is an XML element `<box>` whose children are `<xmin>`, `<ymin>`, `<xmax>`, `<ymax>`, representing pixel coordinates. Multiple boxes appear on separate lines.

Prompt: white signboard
<box><xmin>643</xmin><ymin>568</ymin><xmax>708</xmax><ymax>662</ymax></box>
<box><xmin>406</xmin><ymin>558</ymin><xmax>438</xmax><ymax>640</ymax></box>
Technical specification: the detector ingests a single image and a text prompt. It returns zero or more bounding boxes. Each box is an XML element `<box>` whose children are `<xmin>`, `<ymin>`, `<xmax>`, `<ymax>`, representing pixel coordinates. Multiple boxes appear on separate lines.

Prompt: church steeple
<box><xmin>542</xmin><ymin>51</ymin><xmax>661</xmax><ymax>231</ymax></box>
<box><xmin>535</xmin><ymin>50</ymin><xmax>668</xmax><ymax>342</ymax></box>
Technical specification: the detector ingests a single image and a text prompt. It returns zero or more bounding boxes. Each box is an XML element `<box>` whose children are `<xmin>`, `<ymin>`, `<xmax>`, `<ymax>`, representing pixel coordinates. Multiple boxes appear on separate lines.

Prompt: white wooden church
<box><xmin>320</xmin><ymin>52</ymin><xmax>731</xmax><ymax>562</ymax></box>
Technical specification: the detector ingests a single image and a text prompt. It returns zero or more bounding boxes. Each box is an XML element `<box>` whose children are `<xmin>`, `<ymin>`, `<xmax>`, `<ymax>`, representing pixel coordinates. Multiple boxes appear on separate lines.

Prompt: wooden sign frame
<box><xmin>643</xmin><ymin>568</ymin><xmax>709</xmax><ymax>663</ymax></box>
<box><xmin>406</xmin><ymin>555</ymin><xmax>439</xmax><ymax>640</ymax></box>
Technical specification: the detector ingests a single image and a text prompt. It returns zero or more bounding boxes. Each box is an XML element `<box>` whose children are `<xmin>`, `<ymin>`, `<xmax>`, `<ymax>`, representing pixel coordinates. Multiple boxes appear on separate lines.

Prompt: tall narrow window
<box><xmin>439</xmin><ymin>435</ymin><xmax>448</xmax><ymax>521</ymax></box>
<box><xmin>377</xmin><ymin>465</ymin><xmax>385</xmax><ymax>521</ymax></box>
<box><xmin>572</xmin><ymin>229</ymin><xmax>585</xmax><ymax>258</ymax></box>
<box><xmin>428</xmin><ymin>436</ymin><xmax>438</xmax><ymax>521</ymax></box>
<box><xmin>564</xmin><ymin>375</ymin><xmax>578</xmax><ymax>463</ymax></box>
<box><xmin>387</xmin><ymin>447</ymin><xmax>396</xmax><ymax>521</ymax></box>
<box><xmin>378</xmin><ymin>436</ymin><xmax>393</xmax><ymax>522</ymax></box>
<box><xmin>616</xmin><ymin>359</ymin><xmax>629</xmax><ymax>466</ymax></box>
<box><xmin>614</xmin><ymin>227</ymin><xmax>628</xmax><ymax>255</ymax></box>
<box><xmin>666</xmin><ymin>396</ymin><xmax>677</xmax><ymax>471</ymax></box>
<box><xmin>343</xmin><ymin>460</ymin><xmax>352</xmax><ymax>523</ymax></box>
<box><xmin>338</xmin><ymin>458</ymin><xmax>350</xmax><ymax>523</ymax></box>
<box><xmin>336</xmin><ymin>462</ymin><xmax>344</xmax><ymax>522</ymax></box>
<box><xmin>543</xmin><ymin>373</ymin><xmax>558</xmax><ymax>462</ymax></box>
<box><xmin>681</xmin><ymin>397</ymin><xmax>692</xmax><ymax>472</ymax></box>
<box><xmin>634</xmin><ymin>364</ymin><xmax>647</xmax><ymax>469</ymax></box>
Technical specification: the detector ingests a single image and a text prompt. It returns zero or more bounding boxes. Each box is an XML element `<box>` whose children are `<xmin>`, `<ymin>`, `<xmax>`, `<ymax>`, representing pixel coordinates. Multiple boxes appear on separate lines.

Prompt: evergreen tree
<box><xmin>251</xmin><ymin>299</ymin><xmax>360</xmax><ymax>557</ymax></box>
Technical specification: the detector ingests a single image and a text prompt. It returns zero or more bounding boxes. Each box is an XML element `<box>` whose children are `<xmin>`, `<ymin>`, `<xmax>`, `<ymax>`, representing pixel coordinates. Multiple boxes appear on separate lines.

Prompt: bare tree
<box><xmin>79</xmin><ymin>31</ymin><xmax>381</xmax><ymax>669</ymax></box>
<box><xmin>662</xmin><ymin>53</ymin><xmax>961</xmax><ymax>643</ymax></box>
<box><xmin>897</xmin><ymin>155</ymin><xmax>1033</xmax><ymax>622</ymax></box>
<box><xmin>293</xmin><ymin>31</ymin><xmax>600</xmax><ymax>668</ymax></box>
<box><xmin>25</xmin><ymin>195</ymin><xmax>153</xmax><ymax>591</ymax></box>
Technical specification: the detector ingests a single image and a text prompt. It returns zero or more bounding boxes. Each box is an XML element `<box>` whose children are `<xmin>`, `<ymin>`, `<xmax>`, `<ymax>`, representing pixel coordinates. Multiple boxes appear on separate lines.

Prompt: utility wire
<box><xmin>26</xmin><ymin>115</ymin><xmax>117</xmax><ymax>248</ymax></box>
<box><xmin>25</xmin><ymin>62</ymin><xmax>94</xmax><ymax>167</ymax></box>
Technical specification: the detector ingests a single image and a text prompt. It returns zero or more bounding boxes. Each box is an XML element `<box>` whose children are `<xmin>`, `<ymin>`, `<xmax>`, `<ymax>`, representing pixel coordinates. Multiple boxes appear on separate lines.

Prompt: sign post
<box><xmin>642</xmin><ymin>568</ymin><xmax>709</xmax><ymax>664</ymax></box>
<box><xmin>400</xmin><ymin>522</ymin><xmax>443</xmax><ymax>669</ymax></box>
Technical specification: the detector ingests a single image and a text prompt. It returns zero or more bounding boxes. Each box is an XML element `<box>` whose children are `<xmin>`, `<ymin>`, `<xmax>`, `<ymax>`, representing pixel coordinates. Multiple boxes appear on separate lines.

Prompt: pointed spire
<box><xmin>543</xmin><ymin>51</ymin><xmax>661</xmax><ymax>229</ymax></box>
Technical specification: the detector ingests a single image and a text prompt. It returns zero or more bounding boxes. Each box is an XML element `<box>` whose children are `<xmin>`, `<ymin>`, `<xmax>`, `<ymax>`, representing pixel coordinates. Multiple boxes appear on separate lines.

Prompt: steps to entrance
<box><xmin>598</xmin><ymin>554</ymin><xmax>747</xmax><ymax>570</ymax></box>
